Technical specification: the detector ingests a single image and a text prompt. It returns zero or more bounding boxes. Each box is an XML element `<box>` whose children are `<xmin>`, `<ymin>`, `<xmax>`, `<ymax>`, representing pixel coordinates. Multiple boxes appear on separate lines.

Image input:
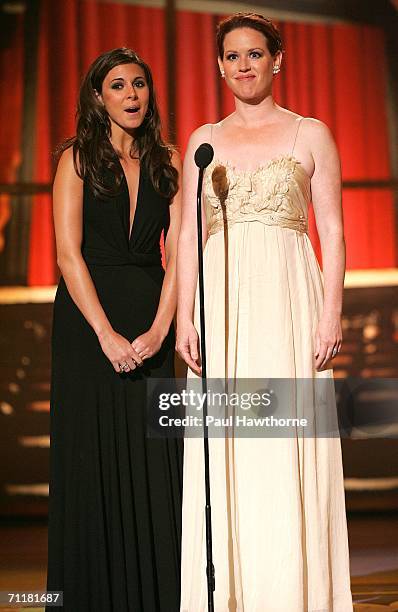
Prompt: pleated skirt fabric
<box><xmin>180</xmin><ymin>222</ymin><xmax>353</xmax><ymax>611</ymax></box>
<box><xmin>47</xmin><ymin>272</ymin><xmax>183</xmax><ymax>612</ymax></box>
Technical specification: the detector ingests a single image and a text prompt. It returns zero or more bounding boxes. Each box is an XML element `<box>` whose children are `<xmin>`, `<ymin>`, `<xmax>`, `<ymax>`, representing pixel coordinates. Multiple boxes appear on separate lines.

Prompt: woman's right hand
<box><xmin>176</xmin><ymin>320</ymin><xmax>201</xmax><ymax>375</ymax></box>
<box><xmin>98</xmin><ymin>328</ymin><xmax>144</xmax><ymax>373</ymax></box>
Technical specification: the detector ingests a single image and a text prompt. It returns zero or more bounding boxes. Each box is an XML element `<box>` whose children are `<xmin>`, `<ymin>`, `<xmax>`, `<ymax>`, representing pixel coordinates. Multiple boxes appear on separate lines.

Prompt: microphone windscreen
<box><xmin>211</xmin><ymin>165</ymin><xmax>229</xmax><ymax>200</ymax></box>
<box><xmin>194</xmin><ymin>143</ymin><xmax>214</xmax><ymax>169</ymax></box>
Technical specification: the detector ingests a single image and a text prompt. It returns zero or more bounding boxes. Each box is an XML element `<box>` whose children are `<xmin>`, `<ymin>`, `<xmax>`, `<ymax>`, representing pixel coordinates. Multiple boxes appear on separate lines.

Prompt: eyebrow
<box><xmin>110</xmin><ymin>76</ymin><xmax>145</xmax><ymax>82</ymax></box>
<box><xmin>225</xmin><ymin>47</ymin><xmax>265</xmax><ymax>53</ymax></box>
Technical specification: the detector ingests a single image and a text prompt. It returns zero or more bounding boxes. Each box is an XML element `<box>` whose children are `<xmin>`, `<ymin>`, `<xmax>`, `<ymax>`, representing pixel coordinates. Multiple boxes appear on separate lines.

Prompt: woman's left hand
<box><xmin>314</xmin><ymin>312</ymin><xmax>342</xmax><ymax>371</ymax></box>
<box><xmin>131</xmin><ymin>326</ymin><xmax>165</xmax><ymax>361</ymax></box>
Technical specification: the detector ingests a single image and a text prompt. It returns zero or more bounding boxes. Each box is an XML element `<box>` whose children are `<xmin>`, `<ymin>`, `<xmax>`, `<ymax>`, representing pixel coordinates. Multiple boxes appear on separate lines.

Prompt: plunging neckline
<box><xmin>117</xmin><ymin>157</ymin><xmax>142</xmax><ymax>243</ymax></box>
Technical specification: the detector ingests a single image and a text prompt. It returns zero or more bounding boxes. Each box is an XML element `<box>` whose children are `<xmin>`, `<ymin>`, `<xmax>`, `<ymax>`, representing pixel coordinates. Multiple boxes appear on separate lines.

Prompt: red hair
<box><xmin>216</xmin><ymin>13</ymin><xmax>283</xmax><ymax>59</ymax></box>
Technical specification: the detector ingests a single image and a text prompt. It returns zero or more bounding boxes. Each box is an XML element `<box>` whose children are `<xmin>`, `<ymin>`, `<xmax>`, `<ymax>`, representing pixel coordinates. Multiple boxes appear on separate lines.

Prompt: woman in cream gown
<box><xmin>176</xmin><ymin>13</ymin><xmax>353</xmax><ymax>612</ymax></box>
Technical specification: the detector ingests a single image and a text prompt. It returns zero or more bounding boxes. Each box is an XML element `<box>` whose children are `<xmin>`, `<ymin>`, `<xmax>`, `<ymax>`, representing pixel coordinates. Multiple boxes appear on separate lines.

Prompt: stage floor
<box><xmin>0</xmin><ymin>512</ymin><xmax>397</xmax><ymax>610</ymax></box>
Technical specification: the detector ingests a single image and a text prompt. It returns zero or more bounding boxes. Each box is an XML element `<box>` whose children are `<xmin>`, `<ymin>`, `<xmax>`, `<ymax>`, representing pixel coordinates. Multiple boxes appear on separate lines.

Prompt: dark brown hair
<box><xmin>59</xmin><ymin>47</ymin><xmax>178</xmax><ymax>200</ymax></box>
<box><xmin>216</xmin><ymin>13</ymin><xmax>283</xmax><ymax>59</ymax></box>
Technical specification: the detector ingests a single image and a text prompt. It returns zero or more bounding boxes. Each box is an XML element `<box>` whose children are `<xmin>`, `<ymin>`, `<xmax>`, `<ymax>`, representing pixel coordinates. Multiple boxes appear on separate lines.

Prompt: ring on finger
<box><xmin>120</xmin><ymin>362</ymin><xmax>129</xmax><ymax>371</ymax></box>
<box><xmin>332</xmin><ymin>347</ymin><xmax>338</xmax><ymax>358</ymax></box>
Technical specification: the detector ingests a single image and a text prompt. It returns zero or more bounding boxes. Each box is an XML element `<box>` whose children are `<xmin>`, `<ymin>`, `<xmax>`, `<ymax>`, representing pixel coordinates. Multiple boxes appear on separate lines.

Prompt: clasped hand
<box><xmin>99</xmin><ymin>327</ymin><xmax>163</xmax><ymax>373</ymax></box>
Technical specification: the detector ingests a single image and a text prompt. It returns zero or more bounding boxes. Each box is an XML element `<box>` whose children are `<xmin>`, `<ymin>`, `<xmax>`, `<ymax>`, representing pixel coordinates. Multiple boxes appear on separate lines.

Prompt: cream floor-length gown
<box><xmin>180</xmin><ymin>119</ymin><xmax>353</xmax><ymax>612</ymax></box>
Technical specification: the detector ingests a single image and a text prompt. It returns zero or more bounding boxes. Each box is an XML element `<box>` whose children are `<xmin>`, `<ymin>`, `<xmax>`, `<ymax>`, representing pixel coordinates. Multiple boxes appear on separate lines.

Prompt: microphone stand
<box><xmin>196</xmin><ymin>164</ymin><xmax>215</xmax><ymax>612</ymax></box>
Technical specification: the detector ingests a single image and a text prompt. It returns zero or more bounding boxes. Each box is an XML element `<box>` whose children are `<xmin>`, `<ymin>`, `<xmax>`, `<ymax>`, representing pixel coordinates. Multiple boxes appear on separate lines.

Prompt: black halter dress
<box><xmin>46</xmin><ymin>159</ymin><xmax>182</xmax><ymax>612</ymax></box>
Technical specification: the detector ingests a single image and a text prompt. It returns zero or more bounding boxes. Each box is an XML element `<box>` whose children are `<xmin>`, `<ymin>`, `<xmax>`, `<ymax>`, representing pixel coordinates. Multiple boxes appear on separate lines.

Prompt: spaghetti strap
<box><xmin>291</xmin><ymin>117</ymin><xmax>304</xmax><ymax>155</ymax></box>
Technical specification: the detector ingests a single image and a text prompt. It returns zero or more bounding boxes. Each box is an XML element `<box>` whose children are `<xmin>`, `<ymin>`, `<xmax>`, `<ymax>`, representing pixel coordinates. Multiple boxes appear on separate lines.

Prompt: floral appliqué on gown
<box><xmin>180</xmin><ymin>146</ymin><xmax>353</xmax><ymax>611</ymax></box>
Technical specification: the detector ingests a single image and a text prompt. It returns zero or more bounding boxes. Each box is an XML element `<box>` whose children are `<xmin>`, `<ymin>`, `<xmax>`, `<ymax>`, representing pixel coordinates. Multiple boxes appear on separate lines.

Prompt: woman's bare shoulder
<box><xmin>56</xmin><ymin>145</ymin><xmax>82</xmax><ymax>175</ymax></box>
<box><xmin>189</xmin><ymin>123</ymin><xmax>213</xmax><ymax>143</ymax></box>
<box><xmin>299</xmin><ymin>117</ymin><xmax>335</xmax><ymax>148</ymax></box>
<box><xmin>274</xmin><ymin>107</ymin><xmax>332</xmax><ymax>131</ymax></box>
<box><xmin>54</xmin><ymin>145</ymin><xmax>83</xmax><ymax>187</ymax></box>
<box><xmin>58</xmin><ymin>145</ymin><xmax>74</xmax><ymax>167</ymax></box>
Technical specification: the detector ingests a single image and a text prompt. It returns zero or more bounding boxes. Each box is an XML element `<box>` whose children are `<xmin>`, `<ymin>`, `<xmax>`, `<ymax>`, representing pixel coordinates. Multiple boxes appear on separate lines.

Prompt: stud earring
<box><xmin>273</xmin><ymin>66</ymin><xmax>280</xmax><ymax>74</ymax></box>
<box><xmin>220</xmin><ymin>70</ymin><xmax>225</xmax><ymax>78</ymax></box>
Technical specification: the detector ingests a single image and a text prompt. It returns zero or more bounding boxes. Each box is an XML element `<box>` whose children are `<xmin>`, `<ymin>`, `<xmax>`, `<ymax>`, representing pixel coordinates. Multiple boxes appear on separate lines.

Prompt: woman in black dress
<box><xmin>46</xmin><ymin>48</ymin><xmax>182</xmax><ymax>611</ymax></box>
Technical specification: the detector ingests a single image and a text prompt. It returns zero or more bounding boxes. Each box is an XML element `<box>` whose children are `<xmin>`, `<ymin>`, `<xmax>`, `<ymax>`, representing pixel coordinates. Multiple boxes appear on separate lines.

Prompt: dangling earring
<box><xmin>145</xmin><ymin>107</ymin><xmax>153</xmax><ymax>120</ymax></box>
<box><xmin>273</xmin><ymin>65</ymin><xmax>280</xmax><ymax>74</ymax></box>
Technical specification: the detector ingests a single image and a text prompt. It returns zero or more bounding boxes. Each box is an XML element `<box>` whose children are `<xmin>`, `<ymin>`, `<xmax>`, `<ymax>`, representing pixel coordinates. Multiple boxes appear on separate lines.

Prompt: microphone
<box><xmin>193</xmin><ymin>139</ymin><xmax>216</xmax><ymax>609</ymax></box>
<box><xmin>194</xmin><ymin>143</ymin><xmax>214</xmax><ymax>169</ymax></box>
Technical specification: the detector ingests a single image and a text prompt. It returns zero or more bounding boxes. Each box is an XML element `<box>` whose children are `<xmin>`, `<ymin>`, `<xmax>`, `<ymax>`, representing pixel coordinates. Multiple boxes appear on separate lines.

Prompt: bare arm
<box><xmin>132</xmin><ymin>151</ymin><xmax>182</xmax><ymax>359</ymax></box>
<box><xmin>307</xmin><ymin>119</ymin><xmax>345</xmax><ymax>370</ymax></box>
<box><xmin>175</xmin><ymin>125</ymin><xmax>210</xmax><ymax>374</ymax></box>
<box><xmin>53</xmin><ymin>148</ymin><xmax>143</xmax><ymax>372</ymax></box>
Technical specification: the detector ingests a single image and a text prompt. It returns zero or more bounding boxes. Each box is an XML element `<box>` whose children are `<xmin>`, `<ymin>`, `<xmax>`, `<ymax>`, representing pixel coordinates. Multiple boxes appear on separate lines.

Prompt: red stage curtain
<box><xmin>0</xmin><ymin>5</ymin><xmax>396</xmax><ymax>284</ymax></box>
<box><xmin>175</xmin><ymin>11</ymin><xmax>219</xmax><ymax>153</ymax></box>
<box><xmin>0</xmin><ymin>13</ymin><xmax>24</xmax><ymax>252</ymax></box>
<box><xmin>175</xmin><ymin>14</ymin><xmax>396</xmax><ymax>270</ymax></box>
<box><xmin>27</xmin><ymin>0</ymin><xmax>168</xmax><ymax>285</ymax></box>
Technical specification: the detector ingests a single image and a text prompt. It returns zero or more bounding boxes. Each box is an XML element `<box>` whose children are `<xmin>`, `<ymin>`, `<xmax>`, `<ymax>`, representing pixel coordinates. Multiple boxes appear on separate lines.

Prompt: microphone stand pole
<box><xmin>196</xmin><ymin>166</ymin><xmax>215</xmax><ymax>612</ymax></box>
